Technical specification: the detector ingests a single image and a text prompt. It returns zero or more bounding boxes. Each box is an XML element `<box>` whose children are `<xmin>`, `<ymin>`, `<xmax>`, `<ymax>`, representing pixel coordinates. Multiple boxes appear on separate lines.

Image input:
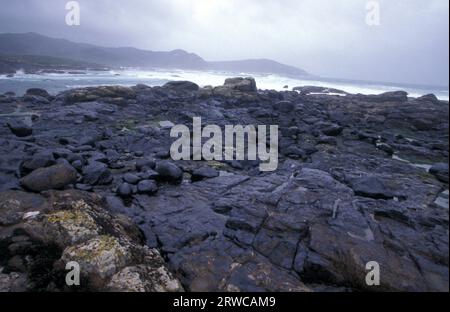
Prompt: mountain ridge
<box><xmin>0</xmin><ymin>32</ymin><xmax>311</xmax><ymax>77</ymax></box>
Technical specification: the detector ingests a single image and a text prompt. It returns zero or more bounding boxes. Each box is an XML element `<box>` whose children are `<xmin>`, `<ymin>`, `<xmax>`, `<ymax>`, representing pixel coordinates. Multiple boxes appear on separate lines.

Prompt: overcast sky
<box><xmin>0</xmin><ymin>0</ymin><xmax>448</xmax><ymax>86</ymax></box>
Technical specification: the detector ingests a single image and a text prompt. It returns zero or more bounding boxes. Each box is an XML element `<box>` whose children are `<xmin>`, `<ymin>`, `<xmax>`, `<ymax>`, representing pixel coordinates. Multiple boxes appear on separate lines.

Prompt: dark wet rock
<box><xmin>137</xmin><ymin>180</ymin><xmax>158</xmax><ymax>195</ymax></box>
<box><xmin>223</xmin><ymin>77</ymin><xmax>257</xmax><ymax>92</ymax></box>
<box><xmin>82</xmin><ymin>162</ymin><xmax>112</xmax><ymax>186</ymax></box>
<box><xmin>192</xmin><ymin>167</ymin><xmax>219</xmax><ymax>182</ymax></box>
<box><xmin>62</xmin><ymin>86</ymin><xmax>136</xmax><ymax>104</ymax></box>
<box><xmin>349</xmin><ymin>176</ymin><xmax>397</xmax><ymax>199</ymax></box>
<box><xmin>376</xmin><ymin>142</ymin><xmax>394</xmax><ymax>155</ymax></box>
<box><xmin>417</xmin><ymin>94</ymin><xmax>440</xmax><ymax>104</ymax></box>
<box><xmin>23</xmin><ymin>95</ymin><xmax>50</xmax><ymax>104</ymax></box>
<box><xmin>0</xmin><ymin>82</ymin><xmax>448</xmax><ymax>292</ymax></box>
<box><xmin>357</xmin><ymin>91</ymin><xmax>408</xmax><ymax>103</ymax></box>
<box><xmin>75</xmin><ymin>183</ymin><xmax>93</xmax><ymax>192</ymax></box>
<box><xmin>163</xmin><ymin>81</ymin><xmax>199</xmax><ymax>92</ymax></box>
<box><xmin>140</xmin><ymin>169</ymin><xmax>159</xmax><ymax>180</ymax></box>
<box><xmin>319</xmin><ymin>123</ymin><xmax>343</xmax><ymax>136</ymax></box>
<box><xmin>317</xmin><ymin>136</ymin><xmax>337</xmax><ymax>145</ymax></box>
<box><xmin>20</xmin><ymin>151</ymin><xmax>56</xmax><ymax>176</ymax></box>
<box><xmin>117</xmin><ymin>182</ymin><xmax>133</xmax><ymax>198</ymax></box>
<box><xmin>123</xmin><ymin>173</ymin><xmax>141</xmax><ymax>185</ymax></box>
<box><xmin>6</xmin><ymin>121</ymin><xmax>32</xmax><ymax>137</ymax></box>
<box><xmin>20</xmin><ymin>164</ymin><xmax>77</xmax><ymax>192</ymax></box>
<box><xmin>136</xmin><ymin>158</ymin><xmax>156</xmax><ymax>171</ymax></box>
<box><xmin>26</xmin><ymin>88</ymin><xmax>50</xmax><ymax>98</ymax></box>
<box><xmin>273</xmin><ymin>100</ymin><xmax>295</xmax><ymax>113</ymax></box>
<box><xmin>284</xmin><ymin>146</ymin><xmax>306</xmax><ymax>159</ymax></box>
<box><xmin>429</xmin><ymin>163</ymin><xmax>449</xmax><ymax>183</ymax></box>
<box><xmin>71</xmin><ymin>160</ymin><xmax>83</xmax><ymax>171</ymax></box>
<box><xmin>155</xmin><ymin>161</ymin><xmax>183</xmax><ymax>183</ymax></box>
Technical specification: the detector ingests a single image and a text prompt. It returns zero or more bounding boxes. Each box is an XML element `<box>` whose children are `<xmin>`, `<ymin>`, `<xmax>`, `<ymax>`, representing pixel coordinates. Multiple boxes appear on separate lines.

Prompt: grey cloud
<box><xmin>0</xmin><ymin>0</ymin><xmax>448</xmax><ymax>86</ymax></box>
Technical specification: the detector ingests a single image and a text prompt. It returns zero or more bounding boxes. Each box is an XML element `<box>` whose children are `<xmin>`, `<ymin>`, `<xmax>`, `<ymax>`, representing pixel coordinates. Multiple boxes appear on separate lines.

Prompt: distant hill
<box><xmin>0</xmin><ymin>33</ymin><xmax>311</xmax><ymax>77</ymax></box>
<box><xmin>209</xmin><ymin>59</ymin><xmax>309</xmax><ymax>77</ymax></box>
<box><xmin>0</xmin><ymin>32</ymin><xmax>206</xmax><ymax>69</ymax></box>
<box><xmin>0</xmin><ymin>54</ymin><xmax>107</xmax><ymax>74</ymax></box>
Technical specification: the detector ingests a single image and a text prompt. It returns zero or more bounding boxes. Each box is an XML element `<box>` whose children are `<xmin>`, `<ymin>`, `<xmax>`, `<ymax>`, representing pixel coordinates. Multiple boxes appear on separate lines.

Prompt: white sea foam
<box><xmin>0</xmin><ymin>69</ymin><xmax>448</xmax><ymax>100</ymax></box>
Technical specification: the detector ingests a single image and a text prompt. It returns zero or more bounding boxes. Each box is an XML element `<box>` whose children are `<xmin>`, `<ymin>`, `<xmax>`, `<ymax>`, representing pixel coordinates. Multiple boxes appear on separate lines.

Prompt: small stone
<box><xmin>137</xmin><ymin>180</ymin><xmax>158</xmax><ymax>195</ymax></box>
<box><xmin>123</xmin><ymin>173</ymin><xmax>141</xmax><ymax>185</ymax></box>
<box><xmin>20</xmin><ymin>151</ymin><xmax>56</xmax><ymax>176</ymax></box>
<box><xmin>117</xmin><ymin>183</ymin><xmax>133</xmax><ymax>198</ymax></box>
<box><xmin>192</xmin><ymin>167</ymin><xmax>219</xmax><ymax>182</ymax></box>
<box><xmin>82</xmin><ymin>162</ymin><xmax>112</xmax><ymax>186</ymax></box>
<box><xmin>273</xmin><ymin>101</ymin><xmax>295</xmax><ymax>113</ymax></box>
<box><xmin>71</xmin><ymin>160</ymin><xmax>83</xmax><ymax>171</ymax></box>
<box><xmin>155</xmin><ymin>161</ymin><xmax>183</xmax><ymax>183</ymax></box>
<box><xmin>136</xmin><ymin>158</ymin><xmax>156</xmax><ymax>171</ymax></box>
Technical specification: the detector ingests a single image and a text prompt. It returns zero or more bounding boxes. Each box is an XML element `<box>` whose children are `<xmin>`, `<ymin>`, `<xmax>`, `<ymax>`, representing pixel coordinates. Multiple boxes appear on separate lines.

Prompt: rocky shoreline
<box><xmin>0</xmin><ymin>78</ymin><xmax>448</xmax><ymax>292</ymax></box>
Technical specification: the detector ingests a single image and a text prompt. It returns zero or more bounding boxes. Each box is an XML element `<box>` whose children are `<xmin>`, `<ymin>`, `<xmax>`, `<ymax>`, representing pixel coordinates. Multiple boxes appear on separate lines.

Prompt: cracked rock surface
<box><xmin>0</xmin><ymin>81</ymin><xmax>448</xmax><ymax>291</ymax></box>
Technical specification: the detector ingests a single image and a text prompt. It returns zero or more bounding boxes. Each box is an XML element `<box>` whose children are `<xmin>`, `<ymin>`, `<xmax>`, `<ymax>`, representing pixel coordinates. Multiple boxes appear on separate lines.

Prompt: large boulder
<box><xmin>20</xmin><ymin>164</ymin><xmax>77</xmax><ymax>192</ymax></box>
<box><xmin>163</xmin><ymin>81</ymin><xmax>200</xmax><ymax>92</ymax></box>
<box><xmin>223</xmin><ymin>77</ymin><xmax>257</xmax><ymax>92</ymax></box>
<box><xmin>417</xmin><ymin>93</ymin><xmax>440</xmax><ymax>104</ymax></box>
<box><xmin>0</xmin><ymin>190</ymin><xmax>183</xmax><ymax>292</ymax></box>
<box><xmin>26</xmin><ymin>88</ymin><xmax>51</xmax><ymax>99</ymax></box>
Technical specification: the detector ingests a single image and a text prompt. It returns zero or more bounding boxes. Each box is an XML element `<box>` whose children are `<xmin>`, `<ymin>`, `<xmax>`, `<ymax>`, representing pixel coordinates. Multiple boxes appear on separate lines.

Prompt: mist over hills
<box><xmin>0</xmin><ymin>33</ymin><xmax>310</xmax><ymax>77</ymax></box>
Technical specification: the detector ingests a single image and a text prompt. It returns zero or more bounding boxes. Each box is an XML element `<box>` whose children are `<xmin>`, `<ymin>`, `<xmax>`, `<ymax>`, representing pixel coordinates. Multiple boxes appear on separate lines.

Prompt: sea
<box><xmin>0</xmin><ymin>69</ymin><xmax>448</xmax><ymax>101</ymax></box>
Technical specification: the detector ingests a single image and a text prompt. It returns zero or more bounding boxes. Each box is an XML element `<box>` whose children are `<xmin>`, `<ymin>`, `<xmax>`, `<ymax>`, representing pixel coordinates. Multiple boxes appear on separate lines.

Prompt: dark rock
<box><xmin>285</xmin><ymin>146</ymin><xmax>305</xmax><ymax>159</ymax></box>
<box><xmin>163</xmin><ymin>81</ymin><xmax>200</xmax><ymax>92</ymax></box>
<box><xmin>26</xmin><ymin>88</ymin><xmax>51</xmax><ymax>98</ymax></box>
<box><xmin>192</xmin><ymin>167</ymin><xmax>219</xmax><ymax>182</ymax></box>
<box><xmin>117</xmin><ymin>182</ymin><xmax>133</xmax><ymax>198</ymax></box>
<box><xmin>7</xmin><ymin>121</ymin><xmax>32</xmax><ymax>137</ymax></box>
<box><xmin>370</xmin><ymin>91</ymin><xmax>408</xmax><ymax>103</ymax></box>
<box><xmin>377</xmin><ymin>142</ymin><xmax>394</xmax><ymax>155</ymax></box>
<box><xmin>417</xmin><ymin>94</ymin><xmax>440</xmax><ymax>104</ymax></box>
<box><xmin>273</xmin><ymin>101</ymin><xmax>295</xmax><ymax>113</ymax></box>
<box><xmin>140</xmin><ymin>169</ymin><xmax>159</xmax><ymax>180</ymax></box>
<box><xmin>320</xmin><ymin>124</ymin><xmax>343</xmax><ymax>136</ymax></box>
<box><xmin>123</xmin><ymin>173</ymin><xmax>141</xmax><ymax>185</ymax></box>
<box><xmin>20</xmin><ymin>151</ymin><xmax>56</xmax><ymax>176</ymax></box>
<box><xmin>429</xmin><ymin>163</ymin><xmax>449</xmax><ymax>183</ymax></box>
<box><xmin>75</xmin><ymin>183</ymin><xmax>93</xmax><ymax>191</ymax></box>
<box><xmin>82</xmin><ymin>162</ymin><xmax>112</xmax><ymax>185</ymax></box>
<box><xmin>349</xmin><ymin>176</ymin><xmax>396</xmax><ymax>199</ymax></box>
<box><xmin>317</xmin><ymin>136</ymin><xmax>337</xmax><ymax>145</ymax></box>
<box><xmin>136</xmin><ymin>158</ymin><xmax>156</xmax><ymax>171</ymax></box>
<box><xmin>0</xmin><ymin>80</ymin><xmax>448</xmax><ymax>292</ymax></box>
<box><xmin>223</xmin><ymin>77</ymin><xmax>257</xmax><ymax>92</ymax></box>
<box><xmin>20</xmin><ymin>164</ymin><xmax>77</xmax><ymax>192</ymax></box>
<box><xmin>71</xmin><ymin>160</ymin><xmax>83</xmax><ymax>171</ymax></box>
<box><xmin>137</xmin><ymin>180</ymin><xmax>158</xmax><ymax>195</ymax></box>
<box><xmin>155</xmin><ymin>161</ymin><xmax>183</xmax><ymax>182</ymax></box>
